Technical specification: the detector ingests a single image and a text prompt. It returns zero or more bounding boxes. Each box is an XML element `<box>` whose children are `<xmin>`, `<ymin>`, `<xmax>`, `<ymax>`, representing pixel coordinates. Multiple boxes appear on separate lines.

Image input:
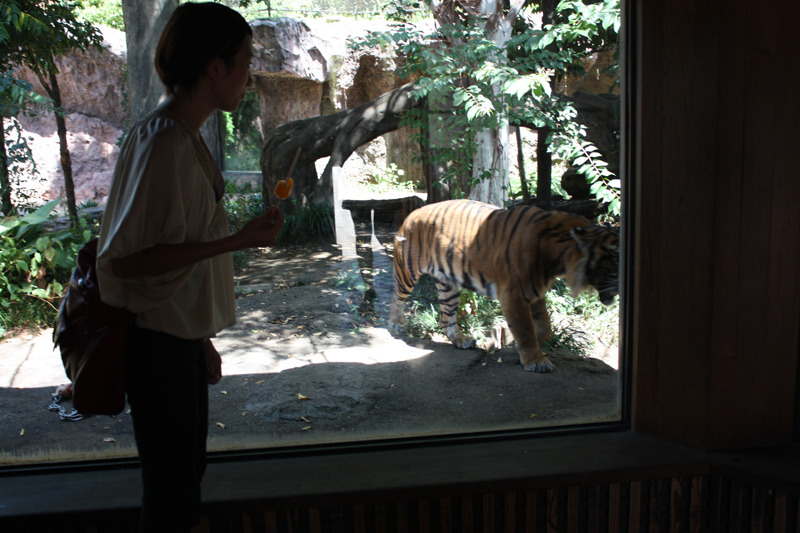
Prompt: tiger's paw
<box><xmin>522</xmin><ymin>357</ymin><xmax>555</xmax><ymax>373</ymax></box>
<box><xmin>442</xmin><ymin>325</ymin><xmax>476</xmax><ymax>349</ymax></box>
<box><xmin>446</xmin><ymin>329</ymin><xmax>476</xmax><ymax>349</ymax></box>
<box><xmin>454</xmin><ymin>337</ymin><xmax>477</xmax><ymax>350</ymax></box>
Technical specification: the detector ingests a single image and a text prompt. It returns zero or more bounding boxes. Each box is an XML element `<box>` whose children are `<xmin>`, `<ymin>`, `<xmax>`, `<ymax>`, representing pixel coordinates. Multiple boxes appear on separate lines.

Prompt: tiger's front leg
<box><xmin>498</xmin><ymin>290</ymin><xmax>555</xmax><ymax>372</ymax></box>
<box><xmin>436</xmin><ymin>280</ymin><xmax>476</xmax><ymax>349</ymax></box>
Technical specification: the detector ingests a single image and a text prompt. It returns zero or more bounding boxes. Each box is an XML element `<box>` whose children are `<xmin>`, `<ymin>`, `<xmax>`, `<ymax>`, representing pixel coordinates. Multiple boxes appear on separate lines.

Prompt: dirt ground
<box><xmin>0</xmin><ymin>222</ymin><xmax>620</xmax><ymax>465</ymax></box>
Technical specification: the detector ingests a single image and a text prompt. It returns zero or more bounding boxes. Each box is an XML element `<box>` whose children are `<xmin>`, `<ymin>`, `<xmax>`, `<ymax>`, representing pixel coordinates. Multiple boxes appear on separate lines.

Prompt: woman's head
<box><xmin>155</xmin><ymin>2</ymin><xmax>252</xmax><ymax>96</ymax></box>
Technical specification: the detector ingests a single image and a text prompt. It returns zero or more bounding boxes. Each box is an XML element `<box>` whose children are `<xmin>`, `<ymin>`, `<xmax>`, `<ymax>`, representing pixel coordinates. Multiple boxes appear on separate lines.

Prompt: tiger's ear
<box><xmin>570</xmin><ymin>227</ymin><xmax>593</xmax><ymax>250</ymax></box>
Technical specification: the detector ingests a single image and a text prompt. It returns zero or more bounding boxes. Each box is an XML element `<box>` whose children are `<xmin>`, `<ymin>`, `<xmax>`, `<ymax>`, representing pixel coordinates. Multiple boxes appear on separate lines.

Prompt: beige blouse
<box><xmin>97</xmin><ymin>110</ymin><xmax>235</xmax><ymax>340</ymax></box>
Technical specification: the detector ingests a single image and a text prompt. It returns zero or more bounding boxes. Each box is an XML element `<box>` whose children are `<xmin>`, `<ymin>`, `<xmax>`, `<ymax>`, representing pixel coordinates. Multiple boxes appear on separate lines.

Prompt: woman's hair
<box><xmin>155</xmin><ymin>2</ymin><xmax>252</xmax><ymax>96</ymax></box>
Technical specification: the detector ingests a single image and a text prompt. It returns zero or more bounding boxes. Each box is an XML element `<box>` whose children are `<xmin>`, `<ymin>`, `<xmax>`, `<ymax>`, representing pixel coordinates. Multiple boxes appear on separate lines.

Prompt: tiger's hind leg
<box><xmin>388</xmin><ymin>291</ymin><xmax>410</xmax><ymax>334</ymax></box>
<box><xmin>388</xmin><ymin>274</ymin><xmax>414</xmax><ymax>334</ymax></box>
<box><xmin>436</xmin><ymin>280</ymin><xmax>476</xmax><ymax>349</ymax></box>
<box><xmin>388</xmin><ymin>234</ymin><xmax>417</xmax><ymax>335</ymax></box>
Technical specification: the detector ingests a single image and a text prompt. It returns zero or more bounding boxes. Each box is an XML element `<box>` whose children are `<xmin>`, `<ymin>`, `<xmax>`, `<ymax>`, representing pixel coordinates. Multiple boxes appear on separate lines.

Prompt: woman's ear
<box><xmin>206</xmin><ymin>57</ymin><xmax>225</xmax><ymax>81</ymax></box>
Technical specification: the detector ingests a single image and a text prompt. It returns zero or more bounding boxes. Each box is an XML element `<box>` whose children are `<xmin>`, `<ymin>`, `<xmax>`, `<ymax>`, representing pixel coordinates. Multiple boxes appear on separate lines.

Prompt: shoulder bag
<box><xmin>53</xmin><ymin>238</ymin><xmax>132</xmax><ymax>416</ymax></box>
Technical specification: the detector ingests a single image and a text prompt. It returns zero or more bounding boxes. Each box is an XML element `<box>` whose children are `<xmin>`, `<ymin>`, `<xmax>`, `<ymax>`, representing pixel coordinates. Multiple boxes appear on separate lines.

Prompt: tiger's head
<box><xmin>567</xmin><ymin>224</ymin><xmax>620</xmax><ymax>305</ymax></box>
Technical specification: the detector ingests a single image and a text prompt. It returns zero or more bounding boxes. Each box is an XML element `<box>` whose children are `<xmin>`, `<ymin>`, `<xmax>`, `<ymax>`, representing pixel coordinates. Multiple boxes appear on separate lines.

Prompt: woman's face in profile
<box><xmin>214</xmin><ymin>35</ymin><xmax>254</xmax><ymax>113</ymax></box>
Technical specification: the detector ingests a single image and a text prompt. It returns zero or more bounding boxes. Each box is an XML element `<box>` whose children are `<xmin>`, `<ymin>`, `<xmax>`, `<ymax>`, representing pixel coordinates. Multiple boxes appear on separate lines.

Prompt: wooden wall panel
<box><xmin>633</xmin><ymin>0</ymin><xmax>717</xmax><ymax>447</ymax></box>
<box><xmin>705</xmin><ymin>0</ymin><xmax>800</xmax><ymax>448</ymax></box>
<box><xmin>632</xmin><ymin>0</ymin><xmax>800</xmax><ymax>448</ymax></box>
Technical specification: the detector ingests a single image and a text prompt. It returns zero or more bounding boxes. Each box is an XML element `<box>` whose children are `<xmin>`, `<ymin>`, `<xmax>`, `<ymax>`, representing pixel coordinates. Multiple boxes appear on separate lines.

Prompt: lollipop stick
<box><xmin>274</xmin><ymin>147</ymin><xmax>301</xmax><ymax>207</ymax></box>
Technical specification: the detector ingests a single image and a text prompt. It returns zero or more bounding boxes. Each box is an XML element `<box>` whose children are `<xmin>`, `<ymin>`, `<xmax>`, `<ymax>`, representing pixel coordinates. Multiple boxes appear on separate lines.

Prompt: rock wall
<box><xmin>11</xmin><ymin>19</ymin><xmax>425</xmax><ymax>206</ymax></box>
<box><xmin>14</xmin><ymin>25</ymin><xmax>127</xmax><ymax>128</ymax></box>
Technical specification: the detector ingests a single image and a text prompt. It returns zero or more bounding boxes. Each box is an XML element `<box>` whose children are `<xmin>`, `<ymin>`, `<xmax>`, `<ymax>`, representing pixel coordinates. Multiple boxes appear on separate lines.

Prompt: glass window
<box><xmin>0</xmin><ymin>0</ymin><xmax>627</xmax><ymax>467</ymax></box>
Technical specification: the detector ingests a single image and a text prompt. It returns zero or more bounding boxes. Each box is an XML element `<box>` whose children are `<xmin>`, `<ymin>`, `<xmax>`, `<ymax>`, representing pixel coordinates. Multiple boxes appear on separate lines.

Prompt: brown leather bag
<box><xmin>53</xmin><ymin>238</ymin><xmax>132</xmax><ymax>416</ymax></box>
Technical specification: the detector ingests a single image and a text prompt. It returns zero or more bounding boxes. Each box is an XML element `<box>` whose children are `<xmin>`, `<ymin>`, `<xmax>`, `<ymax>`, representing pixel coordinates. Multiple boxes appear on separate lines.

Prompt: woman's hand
<box><xmin>234</xmin><ymin>206</ymin><xmax>284</xmax><ymax>248</ymax></box>
<box><xmin>202</xmin><ymin>339</ymin><xmax>222</xmax><ymax>385</ymax></box>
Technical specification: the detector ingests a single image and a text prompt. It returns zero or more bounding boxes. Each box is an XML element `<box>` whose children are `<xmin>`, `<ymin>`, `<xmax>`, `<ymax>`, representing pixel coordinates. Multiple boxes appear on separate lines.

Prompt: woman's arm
<box><xmin>112</xmin><ymin>207</ymin><xmax>283</xmax><ymax>279</ymax></box>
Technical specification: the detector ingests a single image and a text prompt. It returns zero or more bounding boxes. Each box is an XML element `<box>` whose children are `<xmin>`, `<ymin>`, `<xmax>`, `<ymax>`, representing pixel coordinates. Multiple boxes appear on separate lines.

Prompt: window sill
<box><xmin>0</xmin><ymin>430</ymin><xmax>718</xmax><ymax>520</ymax></box>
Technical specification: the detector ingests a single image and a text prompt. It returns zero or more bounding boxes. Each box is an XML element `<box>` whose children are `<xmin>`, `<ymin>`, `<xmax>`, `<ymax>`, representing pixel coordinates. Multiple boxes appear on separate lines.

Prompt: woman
<box><xmin>96</xmin><ymin>3</ymin><xmax>281</xmax><ymax>531</ymax></box>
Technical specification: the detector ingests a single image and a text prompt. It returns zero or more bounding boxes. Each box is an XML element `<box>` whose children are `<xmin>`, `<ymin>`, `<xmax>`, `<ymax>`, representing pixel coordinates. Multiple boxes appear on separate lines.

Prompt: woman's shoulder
<box><xmin>118</xmin><ymin>111</ymin><xmax>200</xmax><ymax>166</ymax></box>
<box><xmin>130</xmin><ymin>111</ymin><xmax>192</xmax><ymax>144</ymax></box>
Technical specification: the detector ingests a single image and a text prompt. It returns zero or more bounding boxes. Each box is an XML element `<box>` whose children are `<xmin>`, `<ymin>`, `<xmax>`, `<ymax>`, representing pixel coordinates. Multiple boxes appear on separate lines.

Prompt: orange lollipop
<box><xmin>274</xmin><ymin>147</ymin><xmax>301</xmax><ymax>203</ymax></box>
<box><xmin>274</xmin><ymin>177</ymin><xmax>293</xmax><ymax>199</ymax></box>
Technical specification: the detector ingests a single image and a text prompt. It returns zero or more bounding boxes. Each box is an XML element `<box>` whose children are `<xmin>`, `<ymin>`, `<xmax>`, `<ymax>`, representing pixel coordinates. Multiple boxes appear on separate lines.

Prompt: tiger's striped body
<box><xmin>388</xmin><ymin>199</ymin><xmax>619</xmax><ymax>372</ymax></box>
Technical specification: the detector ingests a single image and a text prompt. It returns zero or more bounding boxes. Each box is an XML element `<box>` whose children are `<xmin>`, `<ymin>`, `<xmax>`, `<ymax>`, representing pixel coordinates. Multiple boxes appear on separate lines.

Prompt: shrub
<box><xmin>278</xmin><ymin>201</ymin><xmax>335</xmax><ymax>245</ymax></box>
<box><xmin>223</xmin><ymin>181</ymin><xmax>265</xmax><ymax>233</ymax></box>
<box><xmin>399</xmin><ymin>275</ymin><xmax>618</xmax><ymax>358</ymax></box>
<box><xmin>0</xmin><ymin>200</ymin><xmax>95</xmax><ymax>337</ymax></box>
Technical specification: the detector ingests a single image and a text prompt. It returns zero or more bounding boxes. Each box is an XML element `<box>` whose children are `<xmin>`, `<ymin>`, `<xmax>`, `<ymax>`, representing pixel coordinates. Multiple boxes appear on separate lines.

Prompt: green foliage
<box><xmin>224</xmin><ymin>180</ymin><xmax>265</xmax><ymax>232</ymax></box>
<box><xmin>0</xmin><ymin>71</ymin><xmax>51</xmax><ymax>119</ymax></box>
<box><xmin>278</xmin><ymin>201</ymin><xmax>335</xmax><ymax>245</ymax></box>
<box><xmin>224</xmin><ymin>180</ymin><xmax>334</xmax><ymax>251</ymax></box>
<box><xmin>400</xmin><ymin>275</ymin><xmax>616</xmax><ymax>358</ymax></box>
<box><xmin>543</xmin><ymin>278</ymin><xmax>619</xmax><ymax>356</ymax></box>
<box><xmin>355</xmin><ymin>0</ymin><xmax>621</xmax><ymax>214</ymax></box>
<box><xmin>359</xmin><ymin>163</ymin><xmax>415</xmax><ymax>194</ymax></box>
<box><xmin>334</xmin><ymin>268</ymin><xmax>368</xmax><ymax>292</ymax></box>
<box><xmin>74</xmin><ymin>0</ymin><xmax>124</xmax><ymax>31</ymax></box>
<box><xmin>0</xmin><ymin>0</ymin><xmax>48</xmax><ymax>45</ymax></box>
<box><xmin>382</xmin><ymin>0</ymin><xmax>426</xmax><ymax>22</ymax></box>
<box><xmin>221</xmin><ymin>91</ymin><xmax>263</xmax><ymax>171</ymax></box>
<box><xmin>510</xmin><ymin>0</ymin><xmax>621</xmax><ymax>214</ymax></box>
<box><xmin>2</xmin><ymin>114</ymin><xmax>42</xmax><ymax>214</ymax></box>
<box><xmin>0</xmin><ymin>1</ymin><xmax>102</xmax><ymax>74</ymax></box>
<box><xmin>0</xmin><ymin>0</ymin><xmax>102</xmax><ymax>220</ymax></box>
<box><xmin>0</xmin><ymin>199</ymin><xmax>96</xmax><ymax>337</ymax></box>
<box><xmin>402</xmin><ymin>275</ymin><xmax>441</xmax><ymax>337</ymax></box>
<box><xmin>0</xmin><ymin>72</ymin><xmax>52</xmax><ymax>215</ymax></box>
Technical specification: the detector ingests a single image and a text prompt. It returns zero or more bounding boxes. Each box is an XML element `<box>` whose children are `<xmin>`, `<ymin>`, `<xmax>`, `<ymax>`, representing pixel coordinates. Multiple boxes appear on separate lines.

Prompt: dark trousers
<box><xmin>125</xmin><ymin>325</ymin><xmax>208</xmax><ymax>533</ymax></box>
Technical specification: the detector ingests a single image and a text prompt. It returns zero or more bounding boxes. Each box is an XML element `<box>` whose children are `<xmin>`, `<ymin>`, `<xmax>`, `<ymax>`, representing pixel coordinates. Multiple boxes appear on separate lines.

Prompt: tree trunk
<box><xmin>535</xmin><ymin>0</ymin><xmax>559</xmax><ymax>208</ymax></box>
<box><xmin>515</xmin><ymin>125</ymin><xmax>531</xmax><ymax>204</ymax></box>
<box><xmin>466</xmin><ymin>0</ymin><xmax>517</xmax><ymax>207</ymax></box>
<box><xmin>536</xmin><ymin>126</ymin><xmax>552</xmax><ymax>206</ymax></box>
<box><xmin>36</xmin><ymin>62</ymin><xmax>78</xmax><ymax>225</ymax></box>
<box><xmin>121</xmin><ymin>0</ymin><xmax>178</xmax><ymax>123</ymax></box>
<box><xmin>260</xmin><ymin>82</ymin><xmax>425</xmax><ymax>209</ymax></box>
<box><xmin>0</xmin><ymin>117</ymin><xmax>11</xmax><ymax>215</ymax></box>
<box><xmin>49</xmin><ymin>69</ymin><xmax>78</xmax><ymax>226</ymax></box>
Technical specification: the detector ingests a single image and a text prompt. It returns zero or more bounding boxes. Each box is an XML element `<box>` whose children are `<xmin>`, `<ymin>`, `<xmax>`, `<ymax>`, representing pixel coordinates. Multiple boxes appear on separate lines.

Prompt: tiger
<box><xmin>388</xmin><ymin>199</ymin><xmax>619</xmax><ymax>372</ymax></box>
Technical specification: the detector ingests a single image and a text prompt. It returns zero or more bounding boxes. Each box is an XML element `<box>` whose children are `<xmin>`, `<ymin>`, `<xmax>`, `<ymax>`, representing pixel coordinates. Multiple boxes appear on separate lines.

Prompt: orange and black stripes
<box><xmin>388</xmin><ymin>199</ymin><xmax>619</xmax><ymax>361</ymax></box>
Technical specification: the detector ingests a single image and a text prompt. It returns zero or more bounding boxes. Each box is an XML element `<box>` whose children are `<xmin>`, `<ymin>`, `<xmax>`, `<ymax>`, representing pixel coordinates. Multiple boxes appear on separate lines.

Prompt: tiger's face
<box><xmin>570</xmin><ymin>225</ymin><xmax>620</xmax><ymax>305</ymax></box>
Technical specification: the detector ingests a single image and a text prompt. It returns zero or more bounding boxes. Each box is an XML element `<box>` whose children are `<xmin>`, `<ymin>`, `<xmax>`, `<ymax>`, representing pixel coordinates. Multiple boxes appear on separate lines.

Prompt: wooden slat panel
<box><xmin>504</xmin><ymin>492</ymin><xmax>517</xmax><ymax>533</ymax></box>
<box><xmin>546</xmin><ymin>488</ymin><xmax>559</xmax><ymax>533</ymax></box>
<box><xmin>526</xmin><ymin>490</ymin><xmax>538</xmax><ymax>533</ymax></box>
<box><xmin>689</xmin><ymin>476</ymin><xmax>704</xmax><ymax>532</ymax></box>
<box><xmin>628</xmin><ymin>481</ymin><xmax>642</xmax><ymax>532</ymax></box>
<box><xmin>567</xmin><ymin>486</ymin><xmax>580</xmax><ymax>533</ymax></box>
<box><xmin>588</xmin><ymin>485</ymin><xmax>601</xmax><ymax>532</ymax></box>
<box><xmin>608</xmin><ymin>482</ymin><xmax>621</xmax><ymax>533</ymax></box>
<box><xmin>440</xmin><ymin>497</ymin><xmax>452</xmax><ymax>533</ymax></box>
